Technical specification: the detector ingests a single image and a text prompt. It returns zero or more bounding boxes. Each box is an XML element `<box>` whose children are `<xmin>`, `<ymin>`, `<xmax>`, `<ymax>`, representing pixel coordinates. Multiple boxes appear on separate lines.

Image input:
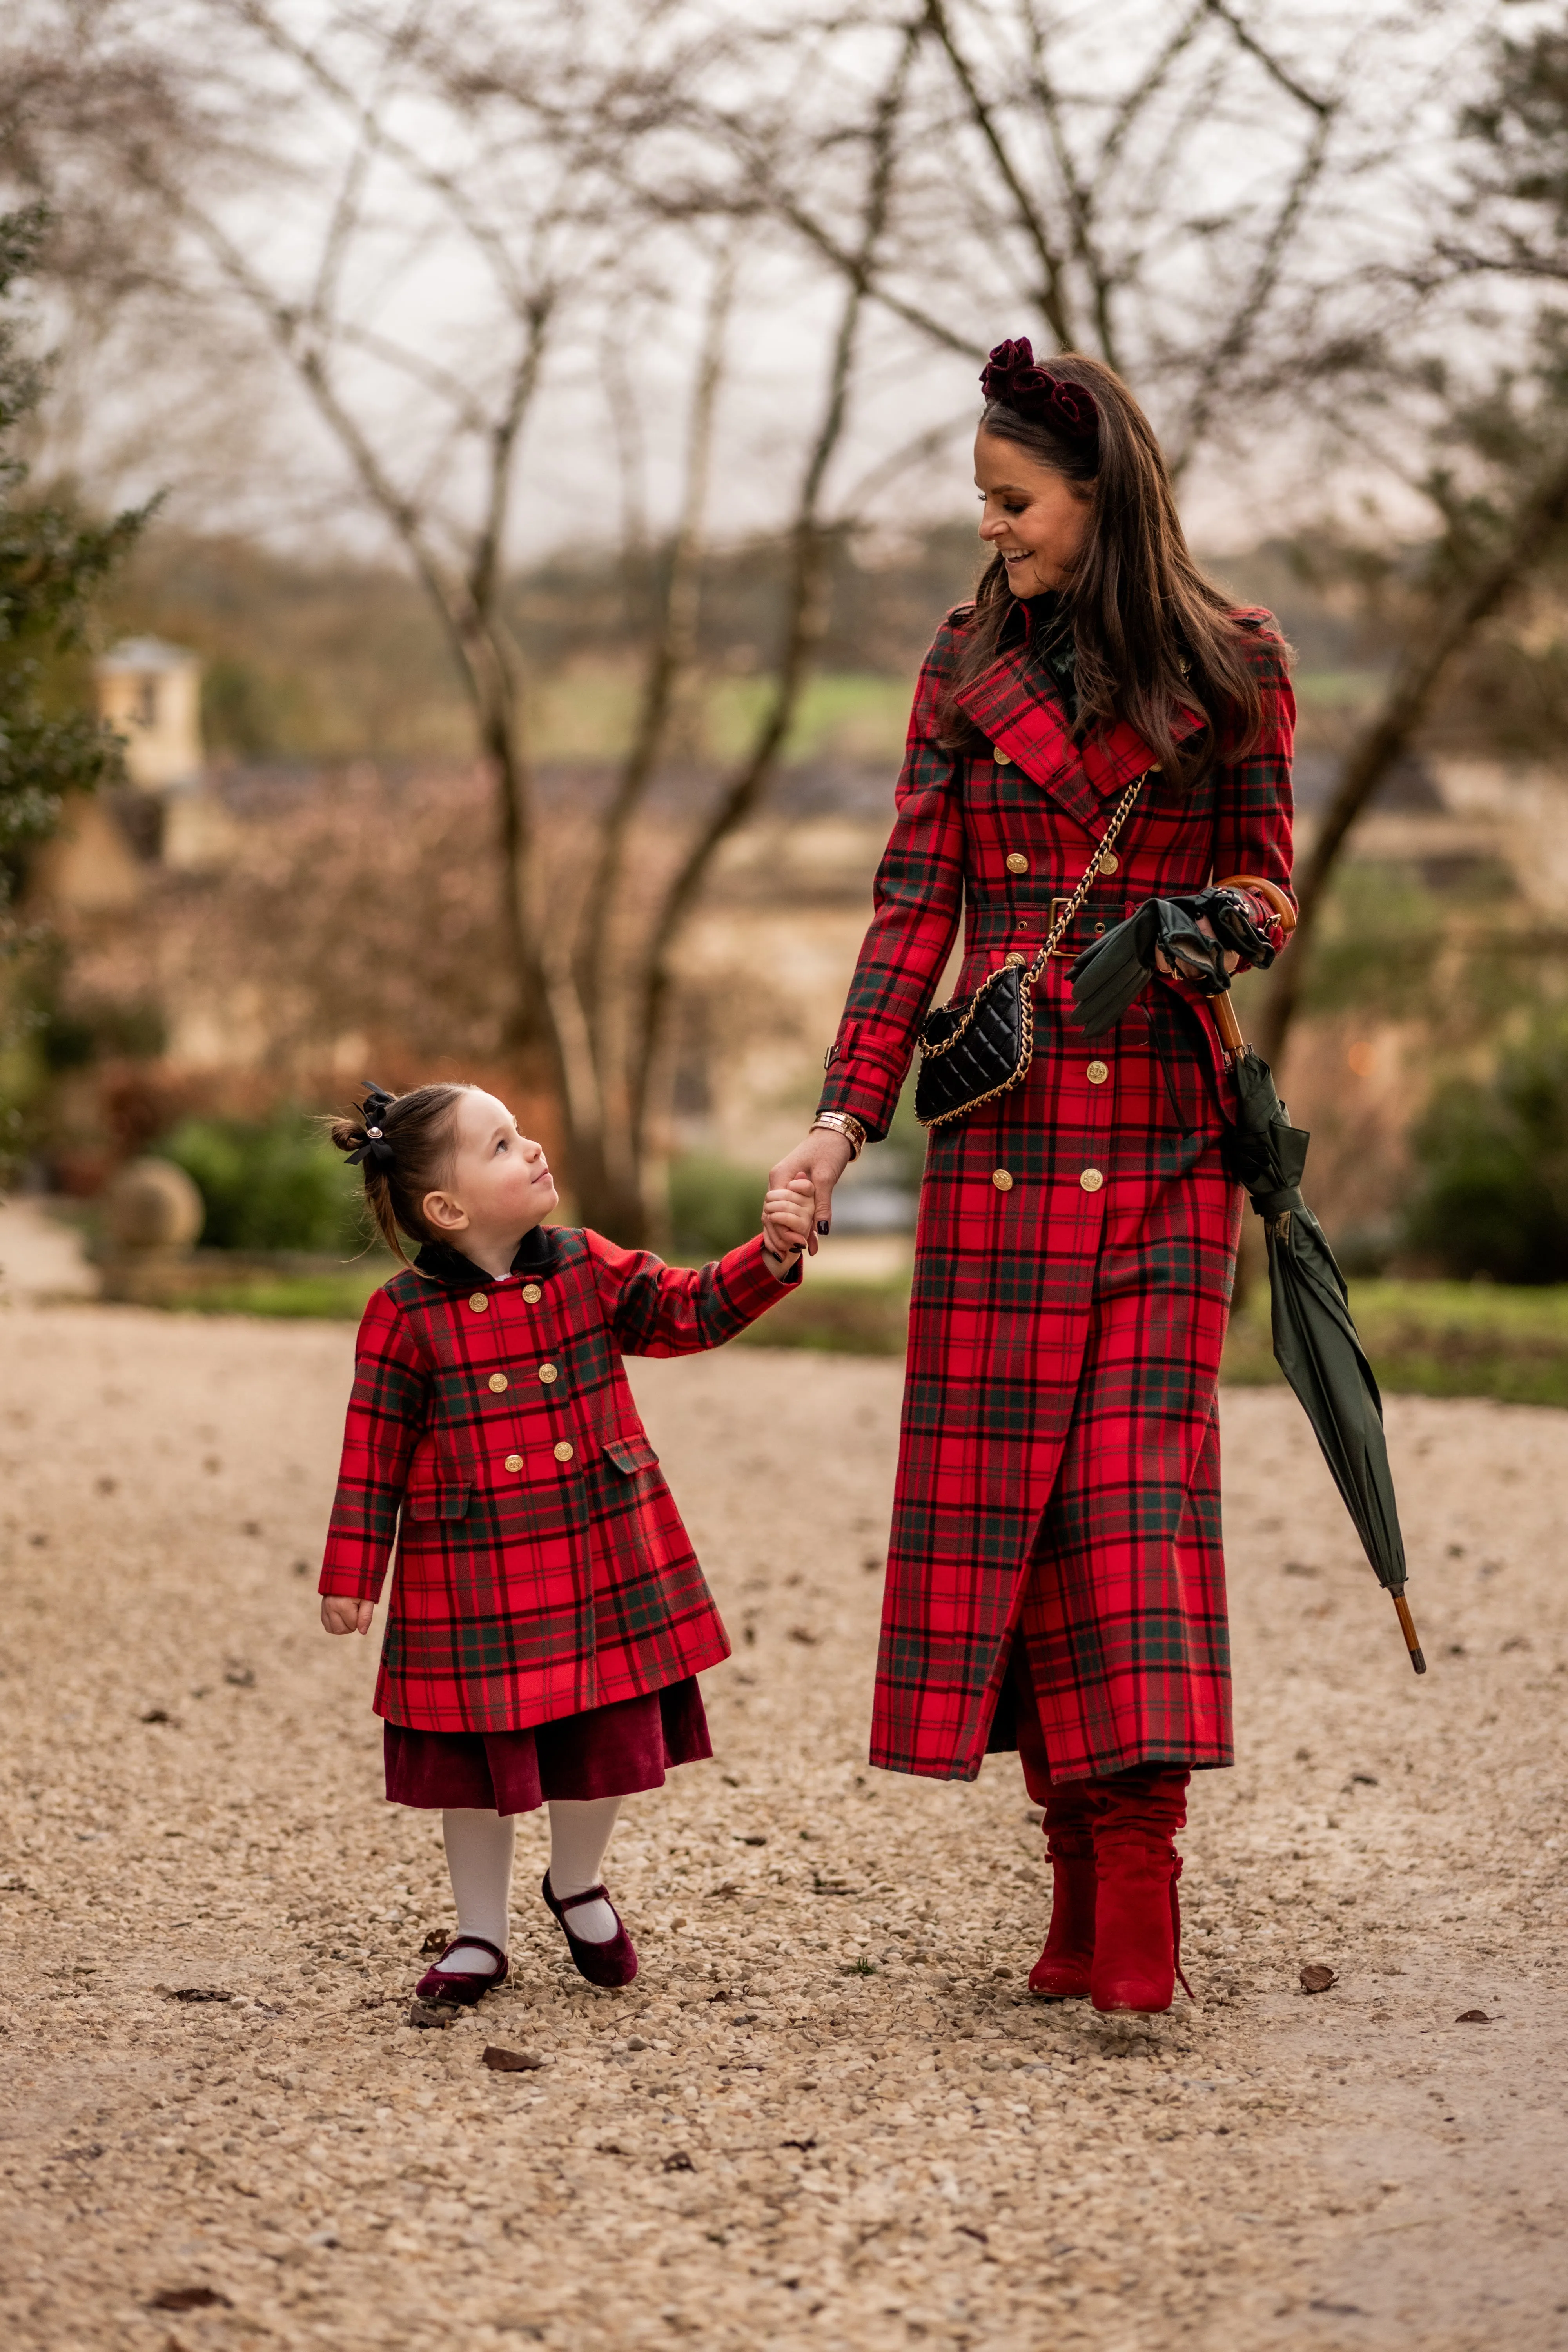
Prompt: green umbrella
<box><xmin>1220</xmin><ymin>1025</ymin><xmax>1424</xmax><ymax>1674</ymax></box>
<box><xmin>1072</xmin><ymin>890</ymin><xmax>1426</xmax><ymax>1676</ymax></box>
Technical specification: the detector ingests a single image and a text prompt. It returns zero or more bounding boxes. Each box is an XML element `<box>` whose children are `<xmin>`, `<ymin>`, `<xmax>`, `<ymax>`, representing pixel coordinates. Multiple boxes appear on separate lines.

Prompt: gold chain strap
<box><xmin>920</xmin><ymin>768</ymin><xmax>1149</xmax><ymax>1064</ymax></box>
<box><xmin>1023</xmin><ymin>767</ymin><xmax>1148</xmax><ymax>986</ymax></box>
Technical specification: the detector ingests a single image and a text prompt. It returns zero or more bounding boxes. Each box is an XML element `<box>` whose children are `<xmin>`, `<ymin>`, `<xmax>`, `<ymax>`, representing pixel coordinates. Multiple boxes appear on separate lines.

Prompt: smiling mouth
<box><xmin>534</xmin><ymin>1162</ymin><xmax>554</xmax><ymax>1186</ymax></box>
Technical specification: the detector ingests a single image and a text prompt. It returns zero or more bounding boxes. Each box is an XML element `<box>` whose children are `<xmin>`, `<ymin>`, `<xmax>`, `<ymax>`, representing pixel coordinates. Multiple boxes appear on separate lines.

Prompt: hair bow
<box><xmin>345</xmin><ymin>1080</ymin><xmax>398</xmax><ymax>1171</ymax></box>
<box><xmin>980</xmin><ymin>337</ymin><xmax>1099</xmax><ymax>444</ymax></box>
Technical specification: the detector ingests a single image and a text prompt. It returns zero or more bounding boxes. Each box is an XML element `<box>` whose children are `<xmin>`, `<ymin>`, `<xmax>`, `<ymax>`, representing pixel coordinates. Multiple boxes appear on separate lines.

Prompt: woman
<box><xmin>770</xmin><ymin>340</ymin><xmax>1295</xmax><ymax>2015</ymax></box>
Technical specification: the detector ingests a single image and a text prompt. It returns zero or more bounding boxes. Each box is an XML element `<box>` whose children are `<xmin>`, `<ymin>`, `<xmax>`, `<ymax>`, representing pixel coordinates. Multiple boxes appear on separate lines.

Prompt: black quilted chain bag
<box><xmin>915</xmin><ymin>768</ymin><xmax>1148</xmax><ymax>1130</ymax></box>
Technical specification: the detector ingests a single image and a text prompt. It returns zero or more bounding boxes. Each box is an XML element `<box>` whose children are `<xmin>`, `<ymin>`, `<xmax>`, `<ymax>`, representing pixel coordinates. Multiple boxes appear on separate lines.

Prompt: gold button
<box><xmin>1005</xmin><ymin>852</ymin><xmax>1029</xmax><ymax>875</ymax></box>
<box><xmin>992</xmin><ymin>1169</ymin><xmax>1013</xmax><ymax>1192</ymax></box>
<box><xmin>1087</xmin><ymin>1060</ymin><xmax>1109</xmax><ymax>1085</ymax></box>
<box><xmin>521</xmin><ymin>1283</ymin><xmax>543</xmax><ymax>1305</ymax></box>
<box><xmin>539</xmin><ymin>1363</ymin><xmax>559</xmax><ymax>1385</ymax></box>
<box><xmin>993</xmin><ymin>748</ymin><xmax>1012</xmax><ymax>767</ymax></box>
<box><xmin>468</xmin><ymin>1292</ymin><xmax>489</xmax><ymax>1312</ymax></box>
<box><xmin>1004</xmin><ymin>951</ymin><xmax>1027</xmax><ymax>968</ymax></box>
<box><xmin>503</xmin><ymin>1452</ymin><xmax>524</xmax><ymax>1473</ymax></box>
<box><xmin>1099</xmin><ymin>852</ymin><xmax>1119</xmax><ymax>875</ymax></box>
<box><xmin>553</xmin><ymin>1441</ymin><xmax>574</xmax><ymax>1463</ymax></box>
<box><xmin>1080</xmin><ymin>1168</ymin><xmax>1104</xmax><ymax>1193</ymax></box>
<box><xmin>488</xmin><ymin>1372</ymin><xmax>508</xmax><ymax>1393</ymax></box>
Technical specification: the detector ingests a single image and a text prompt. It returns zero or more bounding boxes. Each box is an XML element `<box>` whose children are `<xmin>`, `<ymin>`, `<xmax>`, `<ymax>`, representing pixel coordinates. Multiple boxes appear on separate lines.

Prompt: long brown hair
<box><xmin>938</xmin><ymin>351</ymin><xmax>1269</xmax><ymax>781</ymax></box>
<box><xmin>330</xmin><ymin>1083</ymin><xmax>468</xmax><ymax>1265</ymax></box>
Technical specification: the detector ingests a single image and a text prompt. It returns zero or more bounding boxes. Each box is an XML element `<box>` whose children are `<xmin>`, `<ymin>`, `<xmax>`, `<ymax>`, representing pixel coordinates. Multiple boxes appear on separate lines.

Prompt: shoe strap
<box><xmin>436</xmin><ymin>1935</ymin><xmax>508</xmax><ymax>1968</ymax></box>
<box><xmin>556</xmin><ymin>1882</ymin><xmax>610</xmax><ymax>1917</ymax></box>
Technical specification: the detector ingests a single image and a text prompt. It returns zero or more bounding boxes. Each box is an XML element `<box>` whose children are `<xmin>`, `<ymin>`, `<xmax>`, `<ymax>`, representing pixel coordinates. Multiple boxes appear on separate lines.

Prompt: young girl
<box><xmin>319</xmin><ymin>1080</ymin><xmax>814</xmax><ymax>2018</ymax></box>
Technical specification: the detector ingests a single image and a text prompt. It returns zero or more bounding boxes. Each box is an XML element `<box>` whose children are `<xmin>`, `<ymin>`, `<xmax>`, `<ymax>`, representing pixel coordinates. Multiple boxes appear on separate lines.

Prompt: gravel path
<box><xmin>0</xmin><ymin>1303</ymin><xmax>1564</xmax><ymax>2350</ymax></box>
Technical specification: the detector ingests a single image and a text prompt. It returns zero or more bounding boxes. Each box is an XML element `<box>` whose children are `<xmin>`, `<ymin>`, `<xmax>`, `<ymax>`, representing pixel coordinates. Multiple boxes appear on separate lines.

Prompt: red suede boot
<box><xmin>1088</xmin><ymin>1768</ymin><xmax>1193</xmax><ymax>2016</ymax></box>
<box><xmin>1028</xmin><ymin>1785</ymin><xmax>1098</xmax><ymax>2000</ymax></box>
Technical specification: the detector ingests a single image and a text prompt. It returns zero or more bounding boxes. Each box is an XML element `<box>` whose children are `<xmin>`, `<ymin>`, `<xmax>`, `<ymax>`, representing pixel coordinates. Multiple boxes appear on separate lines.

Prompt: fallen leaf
<box><xmin>1456</xmin><ymin>2008</ymin><xmax>1490</xmax><ymax>2024</ymax></box>
<box><xmin>149</xmin><ymin>2287</ymin><xmax>232</xmax><ymax>2312</ymax></box>
<box><xmin>1299</xmin><ymin>1964</ymin><xmax>1336</xmax><ymax>1994</ymax></box>
<box><xmin>662</xmin><ymin>2150</ymin><xmax>696</xmax><ymax>2173</ymax></box>
<box><xmin>481</xmin><ymin>2044</ymin><xmax>547</xmax><ymax>2072</ymax></box>
<box><xmin>167</xmin><ymin>1988</ymin><xmax>234</xmax><ymax>2004</ymax></box>
<box><xmin>420</xmin><ymin>1928</ymin><xmax>450</xmax><ymax>1953</ymax></box>
<box><xmin>140</xmin><ymin>1708</ymin><xmax>174</xmax><ymax>1726</ymax></box>
<box><xmin>407</xmin><ymin>1997</ymin><xmax>462</xmax><ymax>2030</ymax></box>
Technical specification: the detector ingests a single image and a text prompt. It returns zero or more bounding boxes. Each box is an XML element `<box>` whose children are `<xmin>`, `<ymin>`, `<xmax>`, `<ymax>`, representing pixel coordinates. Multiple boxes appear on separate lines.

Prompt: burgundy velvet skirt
<box><xmin>383</xmin><ymin>1677</ymin><xmax>711</xmax><ymax>1816</ymax></box>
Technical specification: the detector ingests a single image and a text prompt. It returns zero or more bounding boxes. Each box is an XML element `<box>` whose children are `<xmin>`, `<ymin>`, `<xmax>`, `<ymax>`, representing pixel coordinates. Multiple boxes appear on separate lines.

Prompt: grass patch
<box><xmin>173</xmin><ymin>1267</ymin><xmax>391</xmax><ymax>1319</ymax></box>
<box><xmin>1223</xmin><ymin>1278</ymin><xmax>1568</xmax><ymax>1409</ymax></box>
<box><xmin>737</xmin><ymin>1278</ymin><xmax>910</xmax><ymax>1357</ymax></box>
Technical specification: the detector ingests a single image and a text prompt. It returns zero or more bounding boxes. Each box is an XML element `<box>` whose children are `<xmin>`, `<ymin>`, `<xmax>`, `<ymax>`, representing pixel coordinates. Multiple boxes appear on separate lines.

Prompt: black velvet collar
<box><xmin>413</xmin><ymin>1223</ymin><xmax>557</xmax><ymax>1290</ymax></box>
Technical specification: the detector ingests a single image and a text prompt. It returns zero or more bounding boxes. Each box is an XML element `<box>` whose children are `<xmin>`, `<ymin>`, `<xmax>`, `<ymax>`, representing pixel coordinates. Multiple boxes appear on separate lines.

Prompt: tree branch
<box><xmin>1256</xmin><ymin>434</ymin><xmax>1568</xmax><ymax>1068</ymax></box>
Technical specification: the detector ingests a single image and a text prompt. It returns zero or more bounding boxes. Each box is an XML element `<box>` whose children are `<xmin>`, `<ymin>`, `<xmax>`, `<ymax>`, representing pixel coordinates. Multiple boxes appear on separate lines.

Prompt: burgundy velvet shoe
<box><xmin>1028</xmin><ymin>1838</ymin><xmax>1096</xmax><ymax>2000</ymax></box>
<box><xmin>414</xmin><ymin>1935</ymin><xmax>510</xmax><ymax>2007</ymax></box>
<box><xmin>541</xmin><ymin>1873</ymin><xmax>639</xmax><ymax>1989</ymax></box>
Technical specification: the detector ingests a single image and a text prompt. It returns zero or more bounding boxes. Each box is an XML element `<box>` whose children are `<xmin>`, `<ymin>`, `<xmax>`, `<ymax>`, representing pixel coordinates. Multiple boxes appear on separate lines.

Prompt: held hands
<box><xmin>762</xmin><ymin>1174</ymin><xmax>818</xmax><ymax>1269</ymax></box>
<box><xmin>321</xmin><ymin>1596</ymin><xmax>375</xmax><ymax>1636</ymax></box>
<box><xmin>768</xmin><ymin>1129</ymin><xmax>854</xmax><ymax>1255</ymax></box>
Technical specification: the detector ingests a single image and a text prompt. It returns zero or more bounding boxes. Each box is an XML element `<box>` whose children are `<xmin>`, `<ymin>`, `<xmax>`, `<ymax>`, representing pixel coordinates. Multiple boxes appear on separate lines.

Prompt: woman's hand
<box><xmin>1155</xmin><ymin>915</ymin><xmax>1239</xmax><ymax>978</ymax></box>
<box><xmin>768</xmin><ymin>1129</ymin><xmax>855</xmax><ymax>1254</ymax></box>
<box><xmin>762</xmin><ymin>1174</ymin><xmax>817</xmax><ymax>1266</ymax></box>
<box><xmin>321</xmin><ymin>1596</ymin><xmax>375</xmax><ymax>1636</ymax></box>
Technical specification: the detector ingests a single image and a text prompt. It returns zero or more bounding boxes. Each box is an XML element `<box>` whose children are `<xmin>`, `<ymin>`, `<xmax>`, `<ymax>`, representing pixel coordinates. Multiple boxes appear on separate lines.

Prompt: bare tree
<box><xmin>60</xmin><ymin>0</ymin><xmax>927</xmax><ymax>1238</ymax></box>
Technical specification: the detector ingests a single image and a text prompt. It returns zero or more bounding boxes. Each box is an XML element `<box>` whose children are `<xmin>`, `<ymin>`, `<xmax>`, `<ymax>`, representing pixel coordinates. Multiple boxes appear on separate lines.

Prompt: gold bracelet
<box><xmin>812</xmin><ymin>1111</ymin><xmax>867</xmax><ymax>1161</ymax></box>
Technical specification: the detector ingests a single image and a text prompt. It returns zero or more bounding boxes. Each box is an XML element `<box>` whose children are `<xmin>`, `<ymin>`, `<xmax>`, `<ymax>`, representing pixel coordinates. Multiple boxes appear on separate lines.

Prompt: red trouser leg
<box><xmin>1089</xmin><ymin>1765</ymin><xmax>1193</xmax><ymax>2015</ymax></box>
<box><xmin>1015</xmin><ymin>1656</ymin><xmax>1098</xmax><ymax>2000</ymax></box>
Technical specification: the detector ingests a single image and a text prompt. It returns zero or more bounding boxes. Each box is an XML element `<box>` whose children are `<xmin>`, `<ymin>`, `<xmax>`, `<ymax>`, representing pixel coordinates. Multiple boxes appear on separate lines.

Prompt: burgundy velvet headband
<box><xmin>979</xmin><ymin>336</ymin><xmax>1098</xmax><ymax>446</ymax></box>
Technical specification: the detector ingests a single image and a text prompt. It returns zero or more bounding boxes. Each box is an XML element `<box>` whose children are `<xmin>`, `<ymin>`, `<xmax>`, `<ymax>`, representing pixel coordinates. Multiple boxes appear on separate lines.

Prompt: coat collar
<box><xmin>414</xmin><ymin>1223</ymin><xmax>557</xmax><ymax>1292</ymax></box>
<box><xmin>953</xmin><ymin>633</ymin><xmax>1206</xmax><ymax>834</ymax></box>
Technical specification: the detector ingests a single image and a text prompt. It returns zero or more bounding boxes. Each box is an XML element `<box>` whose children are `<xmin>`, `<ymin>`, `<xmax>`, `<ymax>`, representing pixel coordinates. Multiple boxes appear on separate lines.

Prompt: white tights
<box><xmin>440</xmin><ymin>1797</ymin><xmax>621</xmax><ymax>1973</ymax></box>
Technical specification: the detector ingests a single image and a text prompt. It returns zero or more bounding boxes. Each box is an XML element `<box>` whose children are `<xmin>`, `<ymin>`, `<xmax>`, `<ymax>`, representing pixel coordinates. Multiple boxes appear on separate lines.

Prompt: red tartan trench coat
<box><xmin>817</xmin><ymin>604</ymin><xmax>1296</xmax><ymax>1787</ymax></box>
<box><xmin>318</xmin><ymin>1229</ymin><xmax>793</xmax><ymax>1733</ymax></box>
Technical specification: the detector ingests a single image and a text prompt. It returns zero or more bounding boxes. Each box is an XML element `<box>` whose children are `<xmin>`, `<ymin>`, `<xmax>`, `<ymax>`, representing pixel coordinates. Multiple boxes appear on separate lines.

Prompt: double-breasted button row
<box><xmin>505</xmin><ymin>1441</ymin><xmax>575</xmax><ymax>1470</ymax></box>
<box><xmin>995</xmin><ymin>1166</ymin><xmax>1104</xmax><ymax>1192</ymax></box>
<box><xmin>488</xmin><ymin>1364</ymin><xmax>558</xmax><ymax>1390</ymax></box>
<box><xmin>470</xmin><ymin>1283</ymin><xmax>546</xmax><ymax>1310</ymax></box>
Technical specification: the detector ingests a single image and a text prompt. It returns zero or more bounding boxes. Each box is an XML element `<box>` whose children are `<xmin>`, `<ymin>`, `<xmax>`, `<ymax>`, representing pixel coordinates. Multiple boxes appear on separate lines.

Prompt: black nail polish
<box><xmin>817</xmin><ymin>1219</ymin><xmax>831</xmax><ymax>1235</ymax></box>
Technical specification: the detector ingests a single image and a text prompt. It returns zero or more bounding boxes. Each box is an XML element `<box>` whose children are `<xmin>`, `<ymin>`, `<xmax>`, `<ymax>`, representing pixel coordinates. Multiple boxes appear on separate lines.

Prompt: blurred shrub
<box><xmin>667</xmin><ymin>1154</ymin><xmax>768</xmax><ymax>1256</ymax></box>
<box><xmin>162</xmin><ymin>1109</ymin><xmax>363</xmax><ymax>1253</ymax></box>
<box><xmin>1404</xmin><ymin>1013</ymin><xmax>1568</xmax><ymax>1282</ymax></box>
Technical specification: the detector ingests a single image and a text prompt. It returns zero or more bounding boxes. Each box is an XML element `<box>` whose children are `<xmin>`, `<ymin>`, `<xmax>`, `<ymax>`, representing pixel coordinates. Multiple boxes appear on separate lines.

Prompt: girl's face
<box><xmin>421</xmin><ymin>1089</ymin><xmax>557</xmax><ymax>1245</ymax></box>
<box><xmin>974</xmin><ymin>429</ymin><xmax>1094</xmax><ymax>599</ymax></box>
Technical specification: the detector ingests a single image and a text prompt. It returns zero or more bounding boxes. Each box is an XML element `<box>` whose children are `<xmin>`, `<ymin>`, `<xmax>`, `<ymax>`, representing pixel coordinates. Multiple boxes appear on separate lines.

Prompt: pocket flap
<box><xmin>603</xmin><ymin>1437</ymin><xmax>659</xmax><ymax>1475</ymax></box>
<box><xmin>408</xmin><ymin>1483</ymin><xmax>472</xmax><ymax>1522</ymax></box>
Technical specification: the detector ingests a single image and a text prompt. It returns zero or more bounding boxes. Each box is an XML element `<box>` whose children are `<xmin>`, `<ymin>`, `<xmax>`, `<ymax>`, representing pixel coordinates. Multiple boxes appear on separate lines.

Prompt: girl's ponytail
<box><xmin>331</xmin><ymin>1082</ymin><xmax>468</xmax><ymax>1265</ymax></box>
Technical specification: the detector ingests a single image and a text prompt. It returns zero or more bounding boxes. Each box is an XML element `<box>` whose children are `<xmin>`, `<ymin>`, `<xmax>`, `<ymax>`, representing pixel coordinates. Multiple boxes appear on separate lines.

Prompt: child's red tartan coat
<box><xmin>319</xmin><ymin>1230</ymin><xmax>792</xmax><ymax>1733</ymax></box>
<box><xmin>818</xmin><ymin>606</ymin><xmax>1296</xmax><ymax>1786</ymax></box>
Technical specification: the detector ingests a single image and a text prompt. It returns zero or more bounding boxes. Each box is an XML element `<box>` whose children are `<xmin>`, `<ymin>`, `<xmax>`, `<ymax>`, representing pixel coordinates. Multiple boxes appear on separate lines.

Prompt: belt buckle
<box><xmin>1046</xmin><ymin>898</ymin><xmax>1073</xmax><ymax>957</ymax></box>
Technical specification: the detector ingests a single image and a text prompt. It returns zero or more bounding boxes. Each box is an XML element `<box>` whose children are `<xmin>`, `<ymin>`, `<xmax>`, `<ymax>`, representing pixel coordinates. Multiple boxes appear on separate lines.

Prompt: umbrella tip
<box><xmin>1410</xmin><ymin>1647</ymin><xmax>1427</xmax><ymax>1675</ymax></box>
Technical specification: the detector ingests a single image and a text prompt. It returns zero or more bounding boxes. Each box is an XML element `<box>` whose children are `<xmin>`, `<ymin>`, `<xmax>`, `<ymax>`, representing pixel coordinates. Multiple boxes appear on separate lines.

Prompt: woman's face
<box><xmin>974</xmin><ymin>429</ymin><xmax>1094</xmax><ymax>598</ymax></box>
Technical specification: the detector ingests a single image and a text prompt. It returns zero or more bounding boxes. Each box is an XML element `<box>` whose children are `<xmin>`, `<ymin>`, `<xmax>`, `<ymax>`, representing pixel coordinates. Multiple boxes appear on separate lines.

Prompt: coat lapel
<box><xmin>954</xmin><ymin>643</ymin><xmax>1205</xmax><ymax>834</ymax></box>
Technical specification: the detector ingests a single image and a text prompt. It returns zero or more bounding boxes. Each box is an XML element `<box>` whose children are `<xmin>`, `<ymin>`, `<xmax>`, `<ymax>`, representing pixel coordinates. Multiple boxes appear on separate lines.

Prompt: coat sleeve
<box><xmin>815</xmin><ymin>620</ymin><xmax>968</xmax><ymax>1140</ymax></box>
<box><xmin>588</xmin><ymin>1230</ymin><xmax>800</xmax><ymax>1359</ymax></box>
<box><xmin>1208</xmin><ymin>618</ymin><xmax>1296</xmax><ymax>961</ymax></box>
<box><xmin>318</xmin><ymin>1288</ymin><xmax>431</xmax><ymax>1604</ymax></box>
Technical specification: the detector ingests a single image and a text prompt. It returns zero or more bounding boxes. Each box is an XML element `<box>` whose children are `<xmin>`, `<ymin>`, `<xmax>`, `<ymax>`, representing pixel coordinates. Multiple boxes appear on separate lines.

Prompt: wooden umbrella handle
<box><xmin>1214</xmin><ymin>873</ymin><xmax>1298</xmax><ymax>933</ymax></box>
<box><xmin>1393</xmin><ymin>1592</ymin><xmax>1427</xmax><ymax>1675</ymax></box>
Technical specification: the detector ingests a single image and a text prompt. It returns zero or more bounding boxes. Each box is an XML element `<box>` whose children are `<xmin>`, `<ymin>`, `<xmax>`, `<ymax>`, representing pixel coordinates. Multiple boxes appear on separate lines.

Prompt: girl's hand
<box><xmin>321</xmin><ymin>1595</ymin><xmax>375</xmax><ymax>1636</ymax></box>
<box><xmin>768</xmin><ymin>1130</ymin><xmax>854</xmax><ymax>1253</ymax></box>
<box><xmin>762</xmin><ymin>1174</ymin><xmax>817</xmax><ymax>1264</ymax></box>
